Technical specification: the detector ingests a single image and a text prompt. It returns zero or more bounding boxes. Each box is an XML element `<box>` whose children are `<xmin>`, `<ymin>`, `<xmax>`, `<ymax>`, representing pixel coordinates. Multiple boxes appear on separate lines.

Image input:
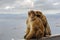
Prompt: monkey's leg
<box><xmin>36</xmin><ymin>29</ymin><xmax>44</xmax><ymax>39</ymax></box>
<box><xmin>26</xmin><ymin>28</ymin><xmax>35</xmax><ymax>39</ymax></box>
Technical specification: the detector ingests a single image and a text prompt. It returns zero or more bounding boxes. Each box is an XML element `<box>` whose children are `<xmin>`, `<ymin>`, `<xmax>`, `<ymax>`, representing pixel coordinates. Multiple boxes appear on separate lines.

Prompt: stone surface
<box><xmin>23</xmin><ymin>35</ymin><xmax>60</xmax><ymax>40</ymax></box>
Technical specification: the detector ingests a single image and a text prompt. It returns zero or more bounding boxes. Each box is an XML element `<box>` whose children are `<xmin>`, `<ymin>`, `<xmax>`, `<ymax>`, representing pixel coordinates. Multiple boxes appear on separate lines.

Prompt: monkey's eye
<box><xmin>36</xmin><ymin>15</ymin><xmax>40</xmax><ymax>17</ymax></box>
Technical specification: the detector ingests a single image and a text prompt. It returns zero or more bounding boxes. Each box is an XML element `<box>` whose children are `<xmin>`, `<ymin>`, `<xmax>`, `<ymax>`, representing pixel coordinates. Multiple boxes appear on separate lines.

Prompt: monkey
<box><xmin>35</xmin><ymin>11</ymin><xmax>51</xmax><ymax>37</ymax></box>
<box><xmin>24</xmin><ymin>10</ymin><xmax>45</xmax><ymax>39</ymax></box>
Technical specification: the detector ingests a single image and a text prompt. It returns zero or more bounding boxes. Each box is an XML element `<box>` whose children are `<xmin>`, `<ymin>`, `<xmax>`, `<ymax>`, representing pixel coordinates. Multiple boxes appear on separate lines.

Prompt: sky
<box><xmin>0</xmin><ymin>0</ymin><xmax>60</xmax><ymax>14</ymax></box>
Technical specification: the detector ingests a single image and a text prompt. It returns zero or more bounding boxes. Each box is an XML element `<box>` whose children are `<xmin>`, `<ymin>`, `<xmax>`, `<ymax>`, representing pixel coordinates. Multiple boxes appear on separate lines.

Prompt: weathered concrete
<box><xmin>41</xmin><ymin>35</ymin><xmax>60</xmax><ymax>40</ymax></box>
<box><xmin>23</xmin><ymin>34</ymin><xmax>60</xmax><ymax>40</ymax></box>
<box><xmin>43</xmin><ymin>35</ymin><xmax>60</xmax><ymax>40</ymax></box>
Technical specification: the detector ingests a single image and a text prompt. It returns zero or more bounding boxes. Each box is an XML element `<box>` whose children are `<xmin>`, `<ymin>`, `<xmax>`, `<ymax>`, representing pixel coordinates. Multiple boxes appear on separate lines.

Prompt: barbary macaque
<box><xmin>35</xmin><ymin>11</ymin><xmax>51</xmax><ymax>37</ymax></box>
<box><xmin>24</xmin><ymin>10</ymin><xmax>45</xmax><ymax>39</ymax></box>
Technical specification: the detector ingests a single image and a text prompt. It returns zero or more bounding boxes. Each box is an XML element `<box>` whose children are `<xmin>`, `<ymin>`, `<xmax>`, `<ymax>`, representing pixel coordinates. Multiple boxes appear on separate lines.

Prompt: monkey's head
<box><xmin>35</xmin><ymin>11</ymin><xmax>43</xmax><ymax>18</ymax></box>
<box><xmin>28</xmin><ymin>10</ymin><xmax>36</xmax><ymax>18</ymax></box>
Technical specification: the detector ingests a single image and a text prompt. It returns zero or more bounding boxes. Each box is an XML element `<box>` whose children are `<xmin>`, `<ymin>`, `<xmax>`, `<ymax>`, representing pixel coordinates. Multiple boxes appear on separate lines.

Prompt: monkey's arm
<box><xmin>24</xmin><ymin>19</ymin><xmax>30</xmax><ymax>39</ymax></box>
<box><xmin>46</xmin><ymin>21</ymin><xmax>51</xmax><ymax>35</ymax></box>
<box><xmin>24</xmin><ymin>26</ymin><xmax>30</xmax><ymax>39</ymax></box>
<box><xmin>45</xmin><ymin>20</ymin><xmax>51</xmax><ymax>36</ymax></box>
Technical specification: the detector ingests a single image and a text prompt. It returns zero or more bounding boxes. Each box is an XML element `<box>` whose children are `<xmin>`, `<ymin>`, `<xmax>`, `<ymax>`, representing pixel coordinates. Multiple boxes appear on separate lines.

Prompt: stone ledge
<box><xmin>23</xmin><ymin>34</ymin><xmax>60</xmax><ymax>40</ymax></box>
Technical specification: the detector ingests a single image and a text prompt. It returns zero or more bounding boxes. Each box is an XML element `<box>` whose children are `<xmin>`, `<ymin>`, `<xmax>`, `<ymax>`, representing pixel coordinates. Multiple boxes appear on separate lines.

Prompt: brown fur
<box><xmin>35</xmin><ymin>11</ymin><xmax>51</xmax><ymax>37</ymax></box>
<box><xmin>24</xmin><ymin>10</ymin><xmax>44</xmax><ymax>39</ymax></box>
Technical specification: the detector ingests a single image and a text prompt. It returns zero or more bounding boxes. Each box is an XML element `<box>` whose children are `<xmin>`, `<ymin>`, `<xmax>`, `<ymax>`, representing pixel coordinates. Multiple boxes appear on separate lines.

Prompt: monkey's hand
<box><xmin>24</xmin><ymin>34</ymin><xmax>27</xmax><ymax>39</ymax></box>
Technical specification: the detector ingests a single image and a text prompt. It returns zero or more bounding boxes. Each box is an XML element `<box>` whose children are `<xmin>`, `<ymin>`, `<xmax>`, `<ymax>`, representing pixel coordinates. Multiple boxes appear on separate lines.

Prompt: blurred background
<box><xmin>0</xmin><ymin>0</ymin><xmax>60</xmax><ymax>40</ymax></box>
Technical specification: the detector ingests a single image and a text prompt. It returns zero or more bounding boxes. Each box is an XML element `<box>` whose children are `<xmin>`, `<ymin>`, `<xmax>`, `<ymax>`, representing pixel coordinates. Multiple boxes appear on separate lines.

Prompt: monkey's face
<box><xmin>28</xmin><ymin>10</ymin><xmax>35</xmax><ymax>18</ymax></box>
<box><xmin>35</xmin><ymin>11</ymin><xmax>42</xmax><ymax>18</ymax></box>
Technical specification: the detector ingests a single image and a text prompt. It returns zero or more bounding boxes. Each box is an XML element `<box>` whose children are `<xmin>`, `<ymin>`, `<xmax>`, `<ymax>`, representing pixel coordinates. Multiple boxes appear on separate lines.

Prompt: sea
<box><xmin>0</xmin><ymin>14</ymin><xmax>60</xmax><ymax>40</ymax></box>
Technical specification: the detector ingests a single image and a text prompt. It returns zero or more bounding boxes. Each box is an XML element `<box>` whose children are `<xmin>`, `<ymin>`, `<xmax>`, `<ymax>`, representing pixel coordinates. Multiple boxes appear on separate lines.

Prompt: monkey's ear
<box><xmin>28</xmin><ymin>11</ymin><xmax>30</xmax><ymax>16</ymax></box>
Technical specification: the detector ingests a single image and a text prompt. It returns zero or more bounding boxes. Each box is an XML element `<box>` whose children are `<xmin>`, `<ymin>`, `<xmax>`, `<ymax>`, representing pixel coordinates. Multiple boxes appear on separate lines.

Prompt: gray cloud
<box><xmin>34</xmin><ymin>0</ymin><xmax>60</xmax><ymax>10</ymax></box>
<box><xmin>0</xmin><ymin>0</ymin><xmax>15</xmax><ymax>6</ymax></box>
<box><xmin>0</xmin><ymin>0</ymin><xmax>60</xmax><ymax>14</ymax></box>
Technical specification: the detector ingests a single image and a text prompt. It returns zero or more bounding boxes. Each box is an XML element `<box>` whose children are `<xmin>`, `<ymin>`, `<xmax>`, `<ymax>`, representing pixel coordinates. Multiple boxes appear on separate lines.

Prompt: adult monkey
<box><xmin>24</xmin><ymin>10</ymin><xmax>44</xmax><ymax>39</ymax></box>
<box><xmin>35</xmin><ymin>11</ymin><xmax>51</xmax><ymax>37</ymax></box>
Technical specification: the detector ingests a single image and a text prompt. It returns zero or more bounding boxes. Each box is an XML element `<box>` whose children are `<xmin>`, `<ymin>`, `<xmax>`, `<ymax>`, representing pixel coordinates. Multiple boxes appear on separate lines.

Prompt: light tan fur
<box><xmin>35</xmin><ymin>11</ymin><xmax>51</xmax><ymax>37</ymax></box>
<box><xmin>24</xmin><ymin>10</ymin><xmax>44</xmax><ymax>39</ymax></box>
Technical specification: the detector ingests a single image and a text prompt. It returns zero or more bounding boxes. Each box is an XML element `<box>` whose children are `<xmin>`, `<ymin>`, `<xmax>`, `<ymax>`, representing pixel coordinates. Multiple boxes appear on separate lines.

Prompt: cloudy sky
<box><xmin>0</xmin><ymin>0</ymin><xmax>60</xmax><ymax>14</ymax></box>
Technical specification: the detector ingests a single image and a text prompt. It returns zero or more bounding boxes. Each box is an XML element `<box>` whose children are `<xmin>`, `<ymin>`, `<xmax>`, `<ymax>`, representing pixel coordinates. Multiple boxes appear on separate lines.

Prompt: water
<box><xmin>0</xmin><ymin>14</ymin><xmax>60</xmax><ymax>40</ymax></box>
